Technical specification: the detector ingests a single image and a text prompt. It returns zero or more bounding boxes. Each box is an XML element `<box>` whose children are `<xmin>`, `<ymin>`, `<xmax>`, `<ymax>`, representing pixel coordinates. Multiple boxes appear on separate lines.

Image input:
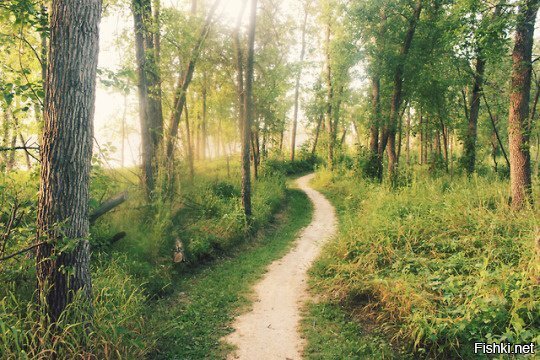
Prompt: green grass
<box><xmin>306</xmin><ymin>169</ymin><xmax>539</xmax><ymax>359</ymax></box>
<box><xmin>146</xmin><ymin>187</ymin><xmax>313</xmax><ymax>359</ymax></box>
<box><xmin>302</xmin><ymin>301</ymin><xmax>403</xmax><ymax>360</ymax></box>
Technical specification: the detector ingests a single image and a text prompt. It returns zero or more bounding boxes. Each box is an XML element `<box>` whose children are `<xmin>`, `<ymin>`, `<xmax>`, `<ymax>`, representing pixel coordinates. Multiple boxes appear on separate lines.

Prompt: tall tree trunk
<box><xmin>387</xmin><ymin>0</ymin><xmax>422</xmax><ymax>181</ymax></box>
<box><xmin>324</xmin><ymin>21</ymin><xmax>334</xmax><ymax>169</ymax></box>
<box><xmin>241</xmin><ymin>0</ymin><xmax>257</xmax><ymax>218</ymax></box>
<box><xmin>36</xmin><ymin>0</ymin><xmax>101</xmax><ymax>325</ymax></box>
<box><xmin>508</xmin><ymin>0</ymin><xmax>538</xmax><ymax>209</ymax></box>
<box><xmin>368</xmin><ymin>76</ymin><xmax>381</xmax><ymax>178</ymax></box>
<box><xmin>291</xmin><ymin>8</ymin><xmax>308</xmax><ymax>161</ymax></box>
<box><xmin>201</xmin><ymin>76</ymin><xmax>208</xmax><ymax>160</ymax></box>
<box><xmin>406</xmin><ymin>106</ymin><xmax>411</xmax><ymax>166</ymax></box>
<box><xmin>132</xmin><ymin>0</ymin><xmax>156</xmax><ymax>197</ymax></box>
<box><xmin>311</xmin><ymin>113</ymin><xmax>323</xmax><ymax>155</ymax></box>
<box><xmin>184</xmin><ymin>102</ymin><xmax>194</xmax><ymax>181</ymax></box>
<box><xmin>463</xmin><ymin>57</ymin><xmax>485</xmax><ymax>175</ymax></box>
<box><xmin>166</xmin><ymin>0</ymin><xmax>219</xmax><ymax>160</ymax></box>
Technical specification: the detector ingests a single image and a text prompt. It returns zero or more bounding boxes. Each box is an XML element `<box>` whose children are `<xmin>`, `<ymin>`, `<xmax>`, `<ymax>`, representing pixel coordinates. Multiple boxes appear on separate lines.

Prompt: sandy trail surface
<box><xmin>224</xmin><ymin>173</ymin><xmax>337</xmax><ymax>360</ymax></box>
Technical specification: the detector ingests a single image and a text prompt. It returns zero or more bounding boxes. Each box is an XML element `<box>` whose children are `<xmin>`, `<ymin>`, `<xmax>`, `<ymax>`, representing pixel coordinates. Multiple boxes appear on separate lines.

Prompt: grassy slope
<box><xmin>146</xmin><ymin>187</ymin><xmax>313</xmax><ymax>359</ymax></box>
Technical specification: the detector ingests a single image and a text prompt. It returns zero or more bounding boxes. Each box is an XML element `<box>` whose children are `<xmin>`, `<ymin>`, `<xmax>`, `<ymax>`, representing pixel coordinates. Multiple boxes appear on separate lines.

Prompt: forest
<box><xmin>0</xmin><ymin>0</ymin><xmax>538</xmax><ymax>359</ymax></box>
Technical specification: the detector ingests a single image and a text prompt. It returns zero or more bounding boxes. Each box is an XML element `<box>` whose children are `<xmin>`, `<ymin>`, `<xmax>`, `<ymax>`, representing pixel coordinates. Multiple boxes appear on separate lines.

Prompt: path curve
<box><xmin>224</xmin><ymin>173</ymin><xmax>337</xmax><ymax>360</ymax></box>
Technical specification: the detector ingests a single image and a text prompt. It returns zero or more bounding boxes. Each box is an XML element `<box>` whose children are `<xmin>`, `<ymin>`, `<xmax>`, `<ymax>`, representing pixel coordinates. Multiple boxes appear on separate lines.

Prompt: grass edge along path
<box><xmin>301</xmin><ymin>176</ymin><xmax>406</xmax><ymax>360</ymax></box>
<box><xmin>147</xmin><ymin>186</ymin><xmax>314</xmax><ymax>359</ymax></box>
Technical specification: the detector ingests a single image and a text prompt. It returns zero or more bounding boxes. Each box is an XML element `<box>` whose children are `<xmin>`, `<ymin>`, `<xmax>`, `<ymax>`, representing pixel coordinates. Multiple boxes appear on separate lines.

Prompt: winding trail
<box><xmin>225</xmin><ymin>173</ymin><xmax>337</xmax><ymax>360</ymax></box>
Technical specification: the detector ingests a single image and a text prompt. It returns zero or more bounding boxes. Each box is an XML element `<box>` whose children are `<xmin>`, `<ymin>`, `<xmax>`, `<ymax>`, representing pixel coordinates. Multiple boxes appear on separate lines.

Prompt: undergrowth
<box><xmin>0</xmin><ymin>157</ymin><xmax>310</xmax><ymax>358</ymax></box>
<box><xmin>310</xmin><ymin>168</ymin><xmax>539</xmax><ymax>358</ymax></box>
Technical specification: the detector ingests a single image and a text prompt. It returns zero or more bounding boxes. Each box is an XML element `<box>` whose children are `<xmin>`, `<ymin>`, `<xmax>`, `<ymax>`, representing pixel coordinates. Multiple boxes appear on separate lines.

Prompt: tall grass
<box><xmin>311</xmin><ymin>169</ymin><xmax>539</xmax><ymax>358</ymax></box>
<box><xmin>0</xmin><ymin>157</ymin><xmax>300</xmax><ymax>358</ymax></box>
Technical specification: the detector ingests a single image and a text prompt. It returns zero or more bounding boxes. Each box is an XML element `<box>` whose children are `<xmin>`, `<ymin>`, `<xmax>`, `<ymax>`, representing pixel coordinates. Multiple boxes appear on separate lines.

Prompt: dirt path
<box><xmin>224</xmin><ymin>173</ymin><xmax>337</xmax><ymax>360</ymax></box>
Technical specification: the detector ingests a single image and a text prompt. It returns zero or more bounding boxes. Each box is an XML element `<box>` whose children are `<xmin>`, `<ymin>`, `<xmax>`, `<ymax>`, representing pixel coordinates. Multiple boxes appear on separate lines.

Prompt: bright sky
<box><xmin>95</xmin><ymin>0</ymin><xmax>310</xmax><ymax>168</ymax></box>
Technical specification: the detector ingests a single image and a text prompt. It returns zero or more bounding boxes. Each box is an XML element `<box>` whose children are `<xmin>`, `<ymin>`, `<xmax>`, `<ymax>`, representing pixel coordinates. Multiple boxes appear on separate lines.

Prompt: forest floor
<box><xmin>224</xmin><ymin>174</ymin><xmax>337</xmax><ymax>360</ymax></box>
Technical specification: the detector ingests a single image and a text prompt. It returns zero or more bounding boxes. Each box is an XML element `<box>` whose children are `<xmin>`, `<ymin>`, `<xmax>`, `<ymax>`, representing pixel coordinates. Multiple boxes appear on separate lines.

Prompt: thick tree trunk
<box><xmin>36</xmin><ymin>0</ymin><xmax>101</xmax><ymax>325</ymax></box>
<box><xmin>386</xmin><ymin>0</ymin><xmax>422</xmax><ymax>181</ymax></box>
<box><xmin>291</xmin><ymin>8</ymin><xmax>308</xmax><ymax>161</ymax></box>
<box><xmin>508</xmin><ymin>0</ymin><xmax>538</xmax><ymax>209</ymax></box>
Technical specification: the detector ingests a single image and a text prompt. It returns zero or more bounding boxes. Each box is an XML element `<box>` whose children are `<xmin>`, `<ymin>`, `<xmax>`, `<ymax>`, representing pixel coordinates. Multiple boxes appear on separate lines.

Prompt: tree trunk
<box><xmin>324</xmin><ymin>21</ymin><xmax>334</xmax><ymax>169</ymax></box>
<box><xmin>291</xmin><ymin>8</ymin><xmax>308</xmax><ymax>161</ymax></box>
<box><xmin>508</xmin><ymin>0</ymin><xmax>538</xmax><ymax>209</ymax></box>
<box><xmin>132</xmin><ymin>0</ymin><xmax>156</xmax><ymax>197</ymax></box>
<box><xmin>386</xmin><ymin>0</ymin><xmax>422</xmax><ymax>181</ymax></box>
<box><xmin>311</xmin><ymin>113</ymin><xmax>323</xmax><ymax>155</ymax></box>
<box><xmin>368</xmin><ymin>76</ymin><xmax>381</xmax><ymax>177</ymax></box>
<box><xmin>184</xmin><ymin>102</ymin><xmax>194</xmax><ymax>181</ymax></box>
<box><xmin>463</xmin><ymin>56</ymin><xmax>485</xmax><ymax>175</ymax></box>
<box><xmin>406</xmin><ymin>106</ymin><xmax>411</xmax><ymax>166</ymax></box>
<box><xmin>242</xmin><ymin>0</ymin><xmax>257</xmax><ymax>218</ymax></box>
<box><xmin>36</xmin><ymin>0</ymin><xmax>101</xmax><ymax>325</ymax></box>
<box><xmin>166</xmin><ymin>0</ymin><xmax>219</xmax><ymax>160</ymax></box>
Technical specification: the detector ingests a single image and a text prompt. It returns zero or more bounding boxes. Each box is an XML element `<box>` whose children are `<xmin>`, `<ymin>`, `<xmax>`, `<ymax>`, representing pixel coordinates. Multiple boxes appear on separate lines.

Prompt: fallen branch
<box><xmin>109</xmin><ymin>231</ymin><xmax>127</xmax><ymax>244</ymax></box>
<box><xmin>90</xmin><ymin>192</ymin><xmax>128</xmax><ymax>224</ymax></box>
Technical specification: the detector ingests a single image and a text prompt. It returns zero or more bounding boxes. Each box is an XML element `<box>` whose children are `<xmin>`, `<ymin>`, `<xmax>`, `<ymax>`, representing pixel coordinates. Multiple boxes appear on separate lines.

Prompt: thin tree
<box><xmin>242</xmin><ymin>0</ymin><xmax>258</xmax><ymax>218</ymax></box>
<box><xmin>291</xmin><ymin>4</ymin><xmax>308</xmax><ymax>161</ymax></box>
<box><xmin>508</xmin><ymin>0</ymin><xmax>539</xmax><ymax>209</ymax></box>
<box><xmin>36</xmin><ymin>0</ymin><xmax>101</xmax><ymax>324</ymax></box>
<box><xmin>386</xmin><ymin>0</ymin><xmax>422</xmax><ymax>181</ymax></box>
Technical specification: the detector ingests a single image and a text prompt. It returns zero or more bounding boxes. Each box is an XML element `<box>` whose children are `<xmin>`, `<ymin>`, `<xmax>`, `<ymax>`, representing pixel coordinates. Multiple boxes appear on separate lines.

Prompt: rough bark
<box><xmin>36</xmin><ymin>0</ymin><xmax>101</xmax><ymax>325</ymax></box>
<box><xmin>508</xmin><ymin>0</ymin><xmax>538</xmax><ymax>209</ymax></box>
<box><xmin>291</xmin><ymin>8</ymin><xmax>308</xmax><ymax>161</ymax></box>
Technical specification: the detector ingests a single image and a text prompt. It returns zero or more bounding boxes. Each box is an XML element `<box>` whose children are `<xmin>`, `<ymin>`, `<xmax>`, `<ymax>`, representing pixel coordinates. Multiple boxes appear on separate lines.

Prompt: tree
<box><xmin>508</xmin><ymin>0</ymin><xmax>539</xmax><ymax>209</ymax></box>
<box><xmin>132</xmin><ymin>0</ymin><xmax>163</xmax><ymax>198</ymax></box>
<box><xmin>242</xmin><ymin>0</ymin><xmax>258</xmax><ymax>218</ymax></box>
<box><xmin>36</xmin><ymin>0</ymin><xmax>101</xmax><ymax>325</ymax></box>
<box><xmin>290</xmin><ymin>3</ymin><xmax>308</xmax><ymax>161</ymax></box>
<box><xmin>385</xmin><ymin>0</ymin><xmax>422</xmax><ymax>181</ymax></box>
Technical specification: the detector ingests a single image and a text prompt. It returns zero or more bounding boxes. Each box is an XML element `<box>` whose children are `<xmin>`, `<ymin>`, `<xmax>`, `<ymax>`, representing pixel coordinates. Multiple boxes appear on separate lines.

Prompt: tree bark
<box><xmin>291</xmin><ymin>7</ymin><xmax>308</xmax><ymax>161</ymax></box>
<box><xmin>36</xmin><ymin>0</ymin><xmax>101</xmax><ymax>325</ymax></box>
<box><xmin>508</xmin><ymin>0</ymin><xmax>539</xmax><ymax>209</ymax></box>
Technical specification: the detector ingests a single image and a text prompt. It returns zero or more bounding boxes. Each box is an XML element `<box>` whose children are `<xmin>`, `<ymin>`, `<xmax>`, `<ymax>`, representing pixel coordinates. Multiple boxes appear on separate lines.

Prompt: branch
<box><xmin>0</xmin><ymin>146</ymin><xmax>40</xmax><ymax>151</ymax></box>
<box><xmin>482</xmin><ymin>93</ymin><xmax>510</xmax><ymax>169</ymax></box>
<box><xmin>89</xmin><ymin>192</ymin><xmax>128</xmax><ymax>224</ymax></box>
<box><xmin>0</xmin><ymin>241</ymin><xmax>47</xmax><ymax>262</ymax></box>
